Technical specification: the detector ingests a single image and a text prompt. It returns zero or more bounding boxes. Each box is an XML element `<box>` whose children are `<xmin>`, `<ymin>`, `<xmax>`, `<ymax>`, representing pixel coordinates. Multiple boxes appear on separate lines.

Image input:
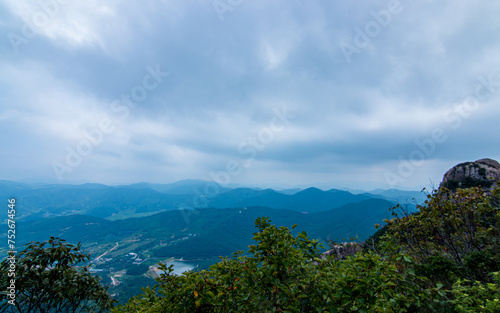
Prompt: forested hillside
<box><xmin>14</xmin><ymin>199</ymin><xmax>396</xmax><ymax>260</ymax></box>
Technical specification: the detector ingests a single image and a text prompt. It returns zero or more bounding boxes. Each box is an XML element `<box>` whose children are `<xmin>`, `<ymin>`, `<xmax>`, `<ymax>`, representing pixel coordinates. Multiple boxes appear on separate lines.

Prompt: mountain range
<box><xmin>0</xmin><ymin>178</ymin><xmax>427</xmax><ymax>260</ymax></box>
<box><xmin>1</xmin><ymin>178</ymin><xmax>425</xmax><ymax>304</ymax></box>
<box><xmin>0</xmin><ymin>179</ymin><xmax>425</xmax><ymax>222</ymax></box>
<box><xmin>16</xmin><ymin>199</ymin><xmax>397</xmax><ymax>258</ymax></box>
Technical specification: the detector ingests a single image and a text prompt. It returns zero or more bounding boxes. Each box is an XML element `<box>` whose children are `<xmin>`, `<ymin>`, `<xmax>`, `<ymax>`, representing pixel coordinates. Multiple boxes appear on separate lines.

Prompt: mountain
<box><xmin>366</xmin><ymin>188</ymin><xmax>427</xmax><ymax>204</ymax></box>
<box><xmin>208</xmin><ymin>188</ymin><xmax>289</xmax><ymax>209</ymax></box>
<box><xmin>121</xmin><ymin>179</ymin><xmax>230</xmax><ymax>195</ymax></box>
<box><xmin>0</xmin><ymin>182</ymin><xmax>193</xmax><ymax>221</ymax></box>
<box><xmin>207</xmin><ymin>187</ymin><xmax>374</xmax><ymax>213</ymax></box>
<box><xmin>277</xmin><ymin>188</ymin><xmax>303</xmax><ymax>195</ymax></box>
<box><xmin>16</xmin><ymin>198</ymin><xmax>396</xmax><ymax>260</ymax></box>
<box><xmin>5</xmin><ymin>180</ymin><xmax>405</xmax><ymax>304</ymax></box>
<box><xmin>1</xmin><ymin>180</ymin><xmax>421</xmax><ymax>223</ymax></box>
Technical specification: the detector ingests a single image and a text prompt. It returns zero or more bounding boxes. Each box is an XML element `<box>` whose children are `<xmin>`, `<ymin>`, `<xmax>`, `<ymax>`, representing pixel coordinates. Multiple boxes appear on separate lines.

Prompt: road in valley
<box><xmin>92</xmin><ymin>242</ymin><xmax>119</xmax><ymax>263</ymax></box>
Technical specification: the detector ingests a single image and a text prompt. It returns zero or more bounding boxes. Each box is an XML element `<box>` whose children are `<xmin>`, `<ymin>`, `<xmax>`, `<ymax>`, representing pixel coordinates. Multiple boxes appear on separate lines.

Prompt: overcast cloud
<box><xmin>1</xmin><ymin>0</ymin><xmax>499</xmax><ymax>190</ymax></box>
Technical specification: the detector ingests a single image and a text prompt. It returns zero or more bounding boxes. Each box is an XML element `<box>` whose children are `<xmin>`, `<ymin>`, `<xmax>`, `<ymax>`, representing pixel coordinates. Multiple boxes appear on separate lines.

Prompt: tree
<box><xmin>375</xmin><ymin>185</ymin><xmax>500</xmax><ymax>312</ymax></box>
<box><xmin>382</xmin><ymin>186</ymin><xmax>500</xmax><ymax>288</ymax></box>
<box><xmin>0</xmin><ymin>237</ymin><xmax>115</xmax><ymax>313</ymax></box>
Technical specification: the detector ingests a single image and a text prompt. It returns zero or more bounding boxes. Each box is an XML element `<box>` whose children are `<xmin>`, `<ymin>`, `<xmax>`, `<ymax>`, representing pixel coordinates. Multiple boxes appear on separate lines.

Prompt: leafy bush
<box><xmin>451</xmin><ymin>272</ymin><xmax>500</xmax><ymax>312</ymax></box>
<box><xmin>382</xmin><ymin>187</ymin><xmax>500</xmax><ymax>288</ymax></box>
<box><xmin>114</xmin><ymin>217</ymin><xmax>436</xmax><ymax>312</ymax></box>
<box><xmin>378</xmin><ymin>186</ymin><xmax>500</xmax><ymax>312</ymax></box>
<box><xmin>0</xmin><ymin>237</ymin><xmax>115</xmax><ymax>313</ymax></box>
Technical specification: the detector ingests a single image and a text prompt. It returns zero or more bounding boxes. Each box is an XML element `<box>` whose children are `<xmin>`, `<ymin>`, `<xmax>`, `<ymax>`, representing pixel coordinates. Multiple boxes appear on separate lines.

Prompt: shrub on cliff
<box><xmin>0</xmin><ymin>237</ymin><xmax>115</xmax><ymax>313</ymax></box>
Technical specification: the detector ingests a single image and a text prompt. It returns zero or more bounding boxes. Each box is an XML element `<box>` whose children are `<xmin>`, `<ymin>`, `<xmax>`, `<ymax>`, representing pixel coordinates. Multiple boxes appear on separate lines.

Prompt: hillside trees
<box><xmin>0</xmin><ymin>237</ymin><xmax>115</xmax><ymax>313</ymax></box>
<box><xmin>382</xmin><ymin>187</ymin><xmax>500</xmax><ymax>287</ymax></box>
<box><xmin>378</xmin><ymin>186</ymin><xmax>500</xmax><ymax>312</ymax></box>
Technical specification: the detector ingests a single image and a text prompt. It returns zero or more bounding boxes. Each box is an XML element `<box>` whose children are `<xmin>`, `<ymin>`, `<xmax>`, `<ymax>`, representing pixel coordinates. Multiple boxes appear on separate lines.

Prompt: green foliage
<box><xmin>382</xmin><ymin>187</ymin><xmax>500</xmax><ymax>288</ymax></box>
<box><xmin>451</xmin><ymin>272</ymin><xmax>500</xmax><ymax>312</ymax></box>
<box><xmin>114</xmin><ymin>217</ymin><xmax>435</xmax><ymax>312</ymax></box>
<box><xmin>0</xmin><ymin>237</ymin><xmax>115</xmax><ymax>313</ymax></box>
<box><xmin>379</xmin><ymin>186</ymin><xmax>500</xmax><ymax>312</ymax></box>
<box><xmin>317</xmin><ymin>251</ymin><xmax>438</xmax><ymax>312</ymax></box>
<box><xmin>494</xmin><ymin>185</ymin><xmax>500</xmax><ymax>198</ymax></box>
<box><xmin>362</xmin><ymin>224</ymin><xmax>389</xmax><ymax>252</ymax></box>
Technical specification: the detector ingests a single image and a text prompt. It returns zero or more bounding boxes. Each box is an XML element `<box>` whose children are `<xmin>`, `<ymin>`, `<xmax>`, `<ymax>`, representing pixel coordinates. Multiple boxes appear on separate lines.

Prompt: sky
<box><xmin>0</xmin><ymin>0</ymin><xmax>499</xmax><ymax>191</ymax></box>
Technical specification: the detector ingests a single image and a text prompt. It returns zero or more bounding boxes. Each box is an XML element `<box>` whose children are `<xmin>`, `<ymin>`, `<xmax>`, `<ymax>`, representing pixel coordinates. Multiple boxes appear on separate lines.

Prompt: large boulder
<box><xmin>440</xmin><ymin>158</ymin><xmax>500</xmax><ymax>192</ymax></box>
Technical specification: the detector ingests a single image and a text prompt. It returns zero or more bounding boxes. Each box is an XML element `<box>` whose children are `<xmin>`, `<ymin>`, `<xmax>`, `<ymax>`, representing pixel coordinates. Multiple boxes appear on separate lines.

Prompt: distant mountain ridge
<box><xmin>366</xmin><ymin>188</ymin><xmax>428</xmax><ymax>204</ymax></box>
<box><xmin>120</xmin><ymin>179</ymin><xmax>232</xmax><ymax>195</ymax></box>
<box><xmin>0</xmin><ymin>180</ymin><xmax>423</xmax><ymax>221</ymax></box>
<box><xmin>206</xmin><ymin>187</ymin><xmax>373</xmax><ymax>213</ymax></box>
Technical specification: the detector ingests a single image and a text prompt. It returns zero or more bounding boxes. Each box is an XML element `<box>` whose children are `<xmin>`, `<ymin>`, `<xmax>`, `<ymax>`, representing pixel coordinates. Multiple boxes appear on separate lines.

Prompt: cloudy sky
<box><xmin>1</xmin><ymin>0</ymin><xmax>499</xmax><ymax>190</ymax></box>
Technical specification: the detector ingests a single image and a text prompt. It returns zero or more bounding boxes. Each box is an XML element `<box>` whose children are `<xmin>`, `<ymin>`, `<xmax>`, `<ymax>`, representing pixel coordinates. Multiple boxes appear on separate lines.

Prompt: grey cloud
<box><xmin>1</xmin><ymin>0</ymin><xmax>499</xmax><ymax>189</ymax></box>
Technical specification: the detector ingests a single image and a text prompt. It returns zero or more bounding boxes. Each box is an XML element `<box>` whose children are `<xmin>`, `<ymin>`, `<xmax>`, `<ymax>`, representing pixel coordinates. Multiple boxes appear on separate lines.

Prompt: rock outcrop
<box><xmin>440</xmin><ymin>158</ymin><xmax>500</xmax><ymax>192</ymax></box>
<box><xmin>321</xmin><ymin>242</ymin><xmax>362</xmax><ymax>260</ymax></box>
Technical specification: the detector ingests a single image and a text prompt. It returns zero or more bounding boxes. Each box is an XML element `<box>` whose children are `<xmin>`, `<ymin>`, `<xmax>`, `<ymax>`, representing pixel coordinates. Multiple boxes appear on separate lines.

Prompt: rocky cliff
<box><xmin>440</xmin><ymin>158</ymin><xmax>500</xmax><ymax>192</ymax></box>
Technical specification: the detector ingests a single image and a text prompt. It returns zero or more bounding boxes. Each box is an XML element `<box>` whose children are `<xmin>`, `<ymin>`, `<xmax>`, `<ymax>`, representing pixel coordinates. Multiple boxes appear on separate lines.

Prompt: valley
<box><xmin>0</xmin><ymin>179</ymin><xmax>424</xmax><ymax>303</ymax></box>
